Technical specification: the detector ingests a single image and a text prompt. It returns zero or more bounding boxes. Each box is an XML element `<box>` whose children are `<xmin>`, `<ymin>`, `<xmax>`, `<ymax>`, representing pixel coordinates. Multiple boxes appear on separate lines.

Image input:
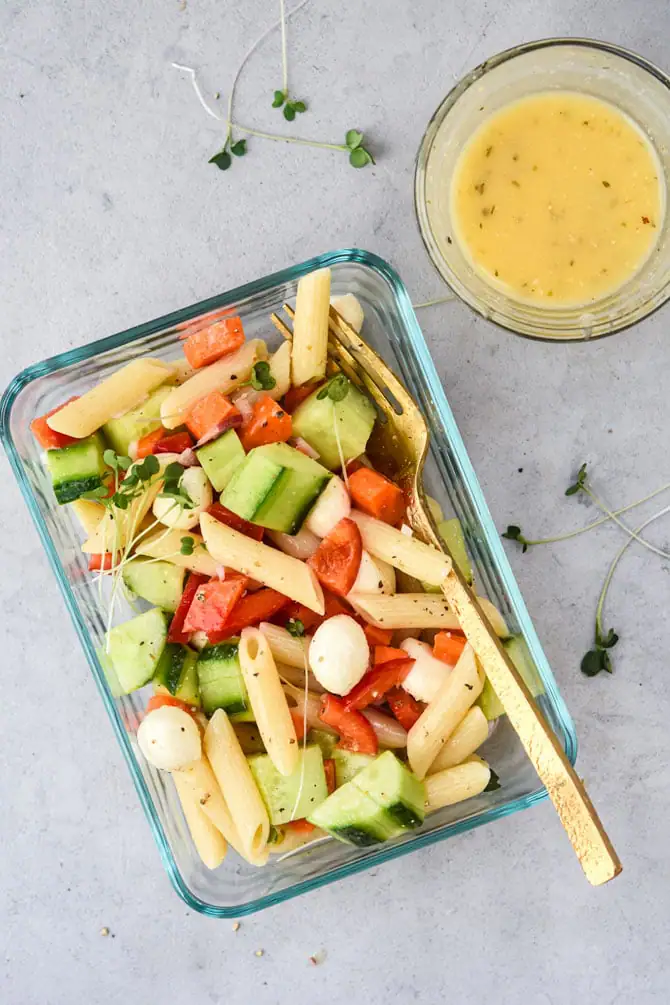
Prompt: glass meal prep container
<box><xmin>0</xmin><ymin>249</ymin><xmax>577</xmax><ymax>916</ymax></box>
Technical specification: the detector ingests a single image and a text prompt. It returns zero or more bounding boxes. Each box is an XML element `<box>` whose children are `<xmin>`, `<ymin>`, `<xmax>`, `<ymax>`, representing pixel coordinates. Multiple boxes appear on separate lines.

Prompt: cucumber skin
<box><xmin>53</xmin><ymin>474</ymin><xmax>105</xmax><ymax>505</ymax></box>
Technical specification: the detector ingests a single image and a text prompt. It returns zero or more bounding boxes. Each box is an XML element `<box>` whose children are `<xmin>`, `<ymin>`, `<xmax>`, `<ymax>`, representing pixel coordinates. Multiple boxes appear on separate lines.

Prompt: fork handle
<box><xmin>441</xmin><ymin>571</ymin><xmax>622</xmax><ymax>886</ymax></box>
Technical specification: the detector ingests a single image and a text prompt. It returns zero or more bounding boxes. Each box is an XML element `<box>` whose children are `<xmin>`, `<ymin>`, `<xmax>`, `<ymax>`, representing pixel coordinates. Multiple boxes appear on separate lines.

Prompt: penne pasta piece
<box><xmin>174</xmin><ymin>756</ymin><xmax>245</xmax><ymax>857</ymax></box>
<box><xmin>427</xmin><ymin>705</ymin><xmax>489</xmax><ymax>774</ymax></box>
<box><xmin>258</xmin><ymin>622</ymin><xmax>310</xmax><ymax>668</ymax></box>
<box><xmin>71</xmin><ymin>498</ymin><xmax>106</xmax><ymax>536</ymax></box>
<box><xmin>407</xmin><ymin>644</ymin><xmax>484</xmax><ymax>779</ymax></box>
<box><xmin>200</xmin><ymin>513</ymin><xmax>325</xmax><ymax>614</ymax></box>
<box><xmin>348</xmin><ymin>592</ymin><xmax>461</xmax><ymax>630</ymax></box>
<box><xmin>169</xmin><ymin>357</ymin><xmax>196</xmax><ymax>385</ymax></box>
<box><xmin>160</xmin><ymin>339</ymin><xmax>268</xmax><ymax>429</ymax></box>
<box><xmin>330</xmin><ymin>293</ymin><xmax>364</xmax><ymax>333</ymax></box>
<box><xmin>204</xmin><ymin>709</ymin><xmax>271</xmax><ymax>862</ymax></box>
<box><xmin>276</xmin><ymin>661</ymin><xmax>324</xmax><ymax>694</ymax></box>
<box><xmin>265</xmin><ymin>340</ymin><xmax>292</xmax><ymax>401</ymax></box>
<box><xmin>291</xmin><ymin>268</ymin><xmax>331</xmax><ymax>386</ymax></box>
<box><xmin>424</xmin><ymin>757</ymin><xmax>492</xmax><ymax>812</ymax></box>
<box><xmin>135</xmin><ymin>527</ymin><xmax>219</xmax><ymax>577</ymax></box>
<box><xmin>476</xmin><ymin>597</ymin><xmax>510</xmax><ymax>639</ymax></box>
<box><xmin>239</xmin><ymin>628</ymin><xmax>300</xmax><ymax>777</ymax></box>
<box><xmin>172</xmin><ymin>769</ymin><xmax>227</xmax><ymax>869</ymax></box>
<box><xmin>47</xmin><ymin>358</ymin><xmax>174</xmax><ymax>438</ymax></box>
<box><xmin>349</xmin><ymin>511</ymin><xmax>452</xmax><ymax>586</ymax></box>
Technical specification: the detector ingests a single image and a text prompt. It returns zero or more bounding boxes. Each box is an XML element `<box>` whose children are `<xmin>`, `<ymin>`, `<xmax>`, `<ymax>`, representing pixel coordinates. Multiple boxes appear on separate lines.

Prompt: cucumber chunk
<box><xmin>105</xmin><ymin>607</ymin><xmax>169</xmax><ymax>694</ymax></box>
<box><xmin>332</xmin><ymin>748</ymin><xmax>375</xmax><ymax>787</ymax></box>
<box><xmin>153</xmin><ymin>643</ymin><xmax>200</xmax><ymax>705</ymax></box>
<box><xmin>308</xmin><ymin>751</ymin><xmax>426</xmax><ymax>845</ymax></box>
<box><xmin>422</xmin><ymin>517</ymin><xmax>474</xmax><ymax>593</ymax></box>
<box><xmin>248</xmin><ymin>745</ymin><xmax>328</xmax><ymax>824</ymax></box>
<box><xmin>308</xmin><ymin>782</ymin><xmax>403</xmax><ymax>846</ymax></box>
<box><xmin>196</xmin><ymin>428</ymin><xmax>245</xmax><ymax>492</ymax></box>
<box><xmin>478</xmin><ymin>634</ymin><xmax>545</xmax><ymax>720</ymax></box>
<box><xmin>122</xmin><ymin>558</ymin><xmax>186</xmax><ymax>612</ymax></box>
<box><xmin>221</xmin><ymin>442</ymin><xmax>331</xmax><ymax>533</ymax></box>
<box><xmin>291</xmin><ymin>377</ymin><xmax>376</xmax><ymax>470</ymax></box>
<box><xmin>352</xmin><ymin>750</ymin><xmax>425</xmax><ymax>829</ymax></box>
<box><xmin>46</xmin><ymin>433</ymin><xmax>108</xmax><ymax>505</ymax></box>
<box><xmin>196</xmin><ymin>641</ymin><xmax>250</xmax><ymax>717</ymax></box>
<box><xmin>102</xmin><ymin>385</ymin><xmax>173</xmax><ymax>456</ymax></box>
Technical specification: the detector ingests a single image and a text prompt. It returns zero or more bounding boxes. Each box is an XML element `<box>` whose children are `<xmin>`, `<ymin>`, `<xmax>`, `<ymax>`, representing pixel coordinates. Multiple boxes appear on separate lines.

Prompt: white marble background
<box><xmin>1</xmin><ymin>2</ymin><xmax>669</xmax><ymax>1003</ymax></box>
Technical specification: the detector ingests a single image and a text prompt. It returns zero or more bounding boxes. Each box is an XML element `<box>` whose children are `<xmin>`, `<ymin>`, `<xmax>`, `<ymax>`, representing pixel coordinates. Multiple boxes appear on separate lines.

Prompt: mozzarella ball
<box><xmin>309</xmin><ymin>614</ymin><xmax>370</xmax><ymax>696</ymax></box>
<box><xmin>348</xmin><ymin>549</ymin><xmax>396</xmax><ymax>596</ymax></box>
<box><xmin>400</xmin><ymin>638</ymin><xmax>451</xmax><ymax>703</ymax></box>
<box><xmin>152</xmin><ymin>466</ymin><xmax>213</xmax><ymax>530</ymax></box>
<box><xmin>305</xmin><ymin>476</ymin><xmax>350</xmax><ymax>538</ymax></box>
<box><xmin>137</xmin><ymin>706</ymin><xmax>202</xmax><ymax>771</ymax></box>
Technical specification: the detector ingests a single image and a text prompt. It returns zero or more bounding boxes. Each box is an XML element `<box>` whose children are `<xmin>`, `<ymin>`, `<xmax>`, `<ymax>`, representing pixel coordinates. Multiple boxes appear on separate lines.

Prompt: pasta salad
<box><xmin>31</xmin><ymin>267</ymin><xmax>540</xmax><ymax>869</ymax></box>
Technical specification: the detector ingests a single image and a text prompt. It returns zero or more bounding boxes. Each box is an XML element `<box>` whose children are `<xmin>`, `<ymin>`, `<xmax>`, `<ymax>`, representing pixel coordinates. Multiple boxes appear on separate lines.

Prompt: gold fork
<box><xmin>272</xmin><ymin>302</ymin><xmax>621</xmax><ymax>886</ymax></box>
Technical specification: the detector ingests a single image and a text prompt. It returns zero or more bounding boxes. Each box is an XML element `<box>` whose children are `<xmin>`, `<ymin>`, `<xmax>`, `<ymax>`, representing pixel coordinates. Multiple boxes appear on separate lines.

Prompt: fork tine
<box><xmin>270</xmin><ymin>312</ymin><xmax>293</xmax><ymax>341</ymax></box>
<box><xmin>279</xmin><ymin>303</ymin><xmax>371</xmax><ymax>398</ymax></box>
<box><xmin>327</xmin><ymin>308</ymin><xmax>406</xmax><ymax>415</ymax></box>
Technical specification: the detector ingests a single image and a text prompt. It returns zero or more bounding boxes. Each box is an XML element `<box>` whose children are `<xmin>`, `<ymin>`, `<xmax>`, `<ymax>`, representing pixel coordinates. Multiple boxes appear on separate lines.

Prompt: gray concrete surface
<box><xmin>2</xmin><ymin>2</ymin><xmax>669</xmax><ymax>1003</ymax></box>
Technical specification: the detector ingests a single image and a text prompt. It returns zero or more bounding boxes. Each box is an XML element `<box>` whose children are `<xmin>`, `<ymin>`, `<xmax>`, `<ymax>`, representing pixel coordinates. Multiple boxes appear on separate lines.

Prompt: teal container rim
<box><xmin>0</xmin><ymin>248</ymin><xmax>577</xmax><ymax>917</ymax></box>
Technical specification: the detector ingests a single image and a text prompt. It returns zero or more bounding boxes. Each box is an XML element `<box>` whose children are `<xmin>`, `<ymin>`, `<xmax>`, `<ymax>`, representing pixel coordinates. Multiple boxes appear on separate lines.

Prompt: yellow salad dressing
<box><xmin>450</xmin><ymin>91</ymin><xmax>664</xmax><ymax>306</ymax></box>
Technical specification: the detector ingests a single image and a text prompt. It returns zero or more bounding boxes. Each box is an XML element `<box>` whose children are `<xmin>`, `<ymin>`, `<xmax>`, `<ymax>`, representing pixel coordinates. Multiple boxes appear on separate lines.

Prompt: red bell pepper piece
<box><xmin>30</xmin><ymin>397</ymin><xmax>80</xmax><ymax>450</ymax></box>
<box><xmin>206</xmin><ymin>588</ymin><xmax>292</xmax><ymax>643</ymax></box>
<box><xmin>183</xmin><ymin>576</ymin><xmax>248</xmax><ymax>634</ymax></box>
<box><xmin>307</xmin><ymin>517</ymin><xmax>363</xmax><ymax>598</ymax></box>
<box><xmin>145</xmin><ymin>694</ymin><xmax>196</xmax><ymax>715</ymax></box>
<box><xmin>207</xmin><ymin>502</ymin><xmax>264</xmax><ymax>542</ymax></box>
<box><xmin>280</xmin><ymin>590</ymin><xmax>352</xmax><ymax>633</ymax></box>
<box><xmin>135</xmin><ymin>428</ymin><xmax>164</xmax><ymax>459</ymax></box>
<box><xmin>285</xmin><ymin>818</ymin><xmax>316</xmax><ymax>836</ymax></box>
<box><xmin>319</xmin><ymin>694</ymin><xmax>378</xmax><ymax>755</ymax></box>
<box><xmin>343</xmin><ymin>658</ymin><xmax>415</xmax><ymax>712</ymax></box>
<box><xmin>283</xmin><ymin>382</ymin><xmax>323</xmax><ymax>413</ymax></box>
<box><xmin>88</xmin><ymin>553</ymin><xmax>115</xmax><ymax>572</ymax></box>
<box><xmin>363</xmin><ymin>624</ymin><xmax>394</xmax><ymax>647</ymax></box>
<box><xmin>386</xmin><ymin>687</ymin><xmax>425</xmax><ymax>731</ymax></box>
<box><xmin>155</xmin><ymin>431</ymin><xmax>193</xmax><ymax>454</ymax></box>
<box><xmin>168</xmin><ymin>572</ymin><xmax>209</xmax><ymax>644</ymax></box>
<box><xmin>373</xmin><ymin>645</ymin><xmax>408</xmax><ymax>665</ymax></box>
<box><xmin>323</xmin><ymin>757</ymin><xmax>336</xmax><ymax>795</ymax></box>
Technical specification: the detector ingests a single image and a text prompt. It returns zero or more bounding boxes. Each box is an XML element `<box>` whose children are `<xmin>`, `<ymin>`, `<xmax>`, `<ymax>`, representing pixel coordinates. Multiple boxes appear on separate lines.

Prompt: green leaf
<box><xmin>116</xmin><ymin>455</ymin><xmax>133</xmax><ymax>471</ymax></box>
<box><xmin>345</xmin><ymin>129</ymin><xmax>364</xmax><ymax>150</ymax></box>
<box><xmin>138</xmin><ymin>454</ymin><xmax>160</xmax><ymax>479</ymax></box>
<box><xmin>231</xmin><ymin>139</ymin><xmax>247</xmax><ymax>157</ymax></box>
<box><xmin>82</xmin><ymin>485</ymin><xmax>110</xmax><ymax>500</ymax></box>
<box><xmin>484</xmin><ymin>768</ymin><xmax>501</xmax><ymax>792</ymax></box>
<box><xmin>272</xmin><ymin>90</ymin><xmax>285</xmax><ymax>108</ymax></box>
<box><xmin>180</xmin><ymin>536</ymin><xmax>195</xmax><ymax>556</ymax></box>
<box><xmin>209</xmin><ymin>150</ymin><xmax>232</xmax><ymax>171</ymax></box>
<box><xmin>327</xmin><ymin>374</ymin><xmax>350</xmax><ymax>402</ymax></box>
<box><xmin>286</xmin><ymin>618</ymin><xmax>305</xmax><ymax>638</ymax></box>
<box><xmin>349</xmin><ymin>146</ymin><xmax>372</xmax><ymax>168</ymax></box>
<box><xmin>501</xmin><ymin>524</ymin><xmax>529</xmax><ymax>553</ymax></box>
<box><xmin>114</xmin><ymin>493</ymin><xmax>130</xmax><ymax>510</ymax></box>
<box><xmin>283</xmin><ymin>104</ymin><xmax>296</xmax><ymax>122</ymax></box>
<box><xmin>103</xmin><ymin>449</ymin><xmax>118</xmax><ymax>469</ymax></box>
<box><xmin>316</xmin><ymin>386</ymin><xmax>329</xmax><ymax>400</ymax></box>
<box><xmin>597</xmin><ymin>627</ymin><xmax>619</xmax><ymax>650</ymax></box>
<box><xmin>581</xmin><ymin>648</ymin><xmax>608</xmax><ymax>677</ymax></box>
<box><xmin>565</xmin><ymin>462</ymin><xmax>588</xmax><ymax>496</ymax></box>
<box><xmin>250</xmin><ymin>360</ymin><xmax>277</xmax><ymax>391</ymax></box>
<box><xmin>292</xmin><ymin>100</ymin><xmax>307</xmax><ymax>113</ymax></box>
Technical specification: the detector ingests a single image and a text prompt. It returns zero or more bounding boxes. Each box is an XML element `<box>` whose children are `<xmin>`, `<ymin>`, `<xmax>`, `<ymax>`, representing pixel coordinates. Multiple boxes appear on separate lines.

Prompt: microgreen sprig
<box><xmin>272</xmin><ymin>90</ymin><xmax>307</xmax><ymax>121</ymax></box>
<box><xmin>159</xmin><ymin>462</ymin><xmax>194</xmax><ymax>509</ymax></box>
<box><xmin>317</xmin><ymin>374</ymin><xmax>350</xmax><ymax>402</ymax></box>
<box><xmin>180</xmin><ymin>536</ymin><xmax>195</xmax><ymax>556</ymax></box>
<box><xmin>286</xmin><ymin>618</ymin><xmax>305</xmax><ymax>638</ymax></box>
<box><xmin>345</xmin><ymin>129</ymin><xmax>375</xmax><ymax>169</ymax></box>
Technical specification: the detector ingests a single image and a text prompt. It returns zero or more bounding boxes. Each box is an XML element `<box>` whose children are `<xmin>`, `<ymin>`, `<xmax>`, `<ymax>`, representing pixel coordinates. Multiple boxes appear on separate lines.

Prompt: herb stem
<box><xmin>511</xmin><ymin>480</ymin><xmax>670</xmax><ymax>548</ymax></box>
<box><xmin>412</xmin><ymin>295</ymin><xmax>458</xmax><ymax>310</ymax></box>
<box><xmin>583</xmin><ymin>485</ymin><xmax>670</xmax><ymax>559</ymax></box>
<box><xmin>171</xmin><ymin>63</ymin><xmax>223</xmax><ymax>121</ymax></box>
<box><xmin>595</xmin><ymin>503</ymin><xmax>670</xmax><ymax>641</ymax></box>
<box><xmin>231</xmin><ymin>122</ymin><xmax>347</xmax><ymax>152</ymax></box>
<box><xmin>279</xmin><ymin>0</ymin><xmax>289</xmax><ymax>97</ymax></box>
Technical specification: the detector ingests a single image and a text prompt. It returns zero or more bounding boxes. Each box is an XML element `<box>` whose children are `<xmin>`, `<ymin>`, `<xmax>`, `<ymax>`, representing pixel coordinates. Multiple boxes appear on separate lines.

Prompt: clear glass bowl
<box><xmin>415</xmin><ymin>38</ymin><xmax>670</xmax><ymax>341</ymax></box>
<box><xmin>0</xmin><ymin>249</ymin><xmax>576</xmax><ymax>915</ymax></box>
